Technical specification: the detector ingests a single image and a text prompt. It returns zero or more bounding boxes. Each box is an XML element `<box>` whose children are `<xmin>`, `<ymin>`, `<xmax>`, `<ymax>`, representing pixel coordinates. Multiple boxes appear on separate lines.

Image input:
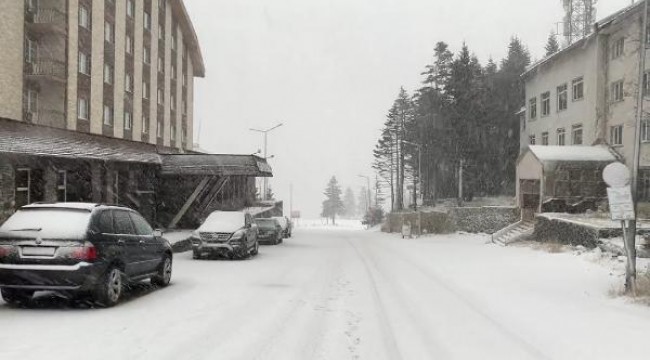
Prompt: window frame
<box><xmin>572</xmin><ymin>124</ymin><xmax>583</xmax><ymax>145</ymax></box>
<box><xmin>611</xmin><ymin>80</ymin><xmax>624</xmax><ymax>103</ymax></box>
<box><xmin>79</xmin><ymin>5</ymin><xmax>90</xmax><ymax>29</ymax></box>
<box><xmin>557</xmin><ymin>128</ymin><xmax>566</xmax><ymax>146</ymax></box>
<box><xmin>541</xmin><ymin>132</ymin><xmax>549</xmax><ymax>146</ymax></box>
<box><xmin>572</xmin><ymin>77</ymin><xmax>584</xmax><ymax>101</ymax></box>
<box><xmin>103</xmin><ymin>63</ymin><xmax>114</xmax><ymax>85</ymax></box>
<box><xmin>541</xmin><ymin>91</ymin><xmax>551</xmax><ymax>117</ymax></box>
<box><xmin>611</xmin><ymin>37</ymin><xmax>625</xmax><ymax>59</ymax></box>
<box><xmin>557</xmin><ymin>83</ymin><xmax>568</xmax><ymax>112</ymax></box>
<box><xmin>103</xmin><ymin>104</ymin><xmax>114</xmax><ymax>126</ymax></box>
<box><xmin>610</xmin><ymin>125</ymin><xmax>623</xmax><ymax>146</ymax></box>
<box><xmin>124</xmin><ymin>110</ymin><xmax>132</xmax><ymax>130</ymax></box>
<box><xmin>77</xmin><ymin>97</ymin><xmax>89</xmax><ymax>120</ymax></box>
<box><xmin>78</xmin><ymin>51</ymin><xmax>90</xmax><ymax>75</ymax></box>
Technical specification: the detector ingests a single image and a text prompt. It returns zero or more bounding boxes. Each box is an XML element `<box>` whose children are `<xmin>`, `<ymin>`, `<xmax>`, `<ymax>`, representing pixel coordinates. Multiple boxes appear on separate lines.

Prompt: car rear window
<box><xmin>255</xmin><ymin>219</ymin><xmax>277</xmax><ymax>229</ymax></box>
<box><xmin>0</xmin><ymin>208</ymin><xmax>91</xmax><ymax>239</ymax></box>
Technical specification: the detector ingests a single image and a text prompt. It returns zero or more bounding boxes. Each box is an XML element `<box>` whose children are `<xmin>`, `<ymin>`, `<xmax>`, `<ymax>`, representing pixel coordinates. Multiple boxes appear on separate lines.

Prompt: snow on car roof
<box><xmin>527</xmin><ymin>145</ymin><xmax>618</xmax><ymax>163</ymax></box>
<box><xmin>21</xmin><ymin>202</ymin><xmax>99</xmax><ymax>211</ymax></box>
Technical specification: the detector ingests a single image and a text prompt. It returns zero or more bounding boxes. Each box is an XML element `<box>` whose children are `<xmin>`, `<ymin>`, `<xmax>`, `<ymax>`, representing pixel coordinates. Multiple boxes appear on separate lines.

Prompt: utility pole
<box><xmin>458</xmin><ymin>159</ymin><xmax>464</xmax><ymax>207</ymax></box>
<box><xmin>358</xmin><ymin>175</ymin><xmax>371</xmax><ymax>212</ymax></box>
<box><xmin>249</xmin><ymin>123</ymin><xmax>283</xmax><ymax>200</ymax></box>
<box><xmin>403</xmin><ymin>140</ymin><xmax>422</xmax><ymax>211</ymax></box>
<box><xmin>628</xmin><ymin>0</ymin><xmax>648</xmax><ymax>295</ymax></box>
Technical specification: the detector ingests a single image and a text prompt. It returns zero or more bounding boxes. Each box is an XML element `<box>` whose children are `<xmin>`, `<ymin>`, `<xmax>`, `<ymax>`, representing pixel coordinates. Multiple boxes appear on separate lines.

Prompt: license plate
<box><xmin>22</xmin><ymin>247</ymin><xmax>56</xmax><ymax>256</ymax></box>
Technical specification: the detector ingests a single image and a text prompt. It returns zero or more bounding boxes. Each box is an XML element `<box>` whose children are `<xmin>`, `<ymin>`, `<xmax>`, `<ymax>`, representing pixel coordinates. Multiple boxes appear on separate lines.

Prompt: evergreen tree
<box><xmin>545</xmin><ymin>33</ymin><xmax>560</xmax><ymax>56</ymax></box>
<box><xmin>321</xmin><ymin>176</ymin><xmax>344</xmax><ymax>225</ymax></box>
<box><xmin>343</xmin><ymin>187</ymin><xmax>357</xmax><ymax>218</ymax></box>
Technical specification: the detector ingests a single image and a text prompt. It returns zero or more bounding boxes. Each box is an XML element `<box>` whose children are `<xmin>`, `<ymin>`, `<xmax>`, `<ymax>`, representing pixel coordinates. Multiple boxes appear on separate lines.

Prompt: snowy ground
<box><xmin>1</xmin><ymin>228</ymin><xmax>650</xmax><ymax>360</ymax></box>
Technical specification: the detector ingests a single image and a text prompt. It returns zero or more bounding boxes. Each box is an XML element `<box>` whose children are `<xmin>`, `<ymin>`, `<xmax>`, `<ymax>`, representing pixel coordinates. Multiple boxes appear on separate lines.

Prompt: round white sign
<box><xmin>603</xmin><ymin>162</ymin><xmax>631</xmax><ymax>188</ymax></box>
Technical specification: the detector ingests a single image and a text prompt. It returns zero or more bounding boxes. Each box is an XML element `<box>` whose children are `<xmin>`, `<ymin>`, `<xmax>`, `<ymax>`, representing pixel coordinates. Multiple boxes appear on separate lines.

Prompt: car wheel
<box><xmin>1</xmin><ymin>288</ymin><xmax>34</xmax><ymax>306</ymax></box>
<box><xmin>151</xmin><ymin>255</ymin><xmax>172</xmax><ymax>287</ymax></box>
<box><xmin>94</xmin><ymin>266</ymin><xmax>123</xmax><ymax>308</ymax></box>
<box><xmin>250</xmin><ymin>241</ymin><xmax>259</xmax><ymax>256</ymax></box>
<box><xmin>192</xmin><ymin>250</ymin><xmax>201</xmax><ymax>260</ymax></box>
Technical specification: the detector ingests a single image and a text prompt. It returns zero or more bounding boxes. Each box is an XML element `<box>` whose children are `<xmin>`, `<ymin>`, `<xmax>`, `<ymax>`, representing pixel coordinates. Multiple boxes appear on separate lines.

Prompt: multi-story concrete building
<box><xmin>0</xmin><ymin>0</ymin><xmax>272</xmax><ymax>227</ymax></box>
<box><xmin>517</xmin><ymin>2</ymin><xmax>650</xmax><ymax>212</ymax></box>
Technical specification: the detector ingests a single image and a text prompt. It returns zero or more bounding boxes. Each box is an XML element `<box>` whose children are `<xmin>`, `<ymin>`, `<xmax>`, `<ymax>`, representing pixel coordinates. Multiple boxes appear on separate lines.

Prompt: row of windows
<box><xmin>529</xmin><ymin>77</ymin><xmax>584</xmax><ymax>120</ymax></box>
<box><xmin>528</xmin><ymin>125</ymin><xmax>583</xmax><ymax>146</ymax></box>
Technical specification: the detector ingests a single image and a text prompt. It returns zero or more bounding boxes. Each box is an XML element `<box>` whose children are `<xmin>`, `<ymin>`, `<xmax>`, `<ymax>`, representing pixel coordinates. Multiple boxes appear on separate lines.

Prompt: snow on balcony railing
<box><xmin>25</xmin><ymin>59</ymin><xmax>66</xmax><ymax>80</ymax></box>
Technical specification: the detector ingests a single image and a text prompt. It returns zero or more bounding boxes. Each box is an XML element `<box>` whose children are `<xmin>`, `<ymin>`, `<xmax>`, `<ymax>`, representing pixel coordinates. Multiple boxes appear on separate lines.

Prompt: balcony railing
<box><xmin>25</xmin><ymin>59</ymin><xmax>66</xmax><ymax>81</ymax></box>
<box><xmin>26</xmin><ymin>8</ymin><xmax>66</xmax><ymax>26</ymax></box>
<box><xmin>23</xmin><ymin>109</ymin><xmax>66</xmax><ymax>126</ymax></box>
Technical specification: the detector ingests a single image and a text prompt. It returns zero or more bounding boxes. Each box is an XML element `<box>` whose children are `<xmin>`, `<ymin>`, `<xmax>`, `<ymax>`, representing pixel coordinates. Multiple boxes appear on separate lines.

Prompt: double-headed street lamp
<box><xmin>250</xmin><ymin>123</ymin><xmax>283</xmax><ymax>200</ymax></box>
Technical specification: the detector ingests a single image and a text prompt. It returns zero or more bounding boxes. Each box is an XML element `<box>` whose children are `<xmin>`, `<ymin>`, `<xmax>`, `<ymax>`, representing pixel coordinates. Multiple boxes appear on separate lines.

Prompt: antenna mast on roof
<box><xmin>562</xmin><ymin>0</ymin><xmax>598</xmax><ymax>46</ymax></box>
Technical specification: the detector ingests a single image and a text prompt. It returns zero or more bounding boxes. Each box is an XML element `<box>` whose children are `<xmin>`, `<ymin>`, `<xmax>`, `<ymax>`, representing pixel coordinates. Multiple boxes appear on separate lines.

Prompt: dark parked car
<box><xmin>190</xmin><ymin>211</ymin><xmax>259</xmax><ymax>259</ymax></box>
<box><xmin>254</xmin><ymin>218</ymin><xmax>283</xmax><ymax>245</ymax></box>
<box><xmin>0</xmin><ymin>203</ymin><xmax>173</xmax><ymax>307</ymax></box>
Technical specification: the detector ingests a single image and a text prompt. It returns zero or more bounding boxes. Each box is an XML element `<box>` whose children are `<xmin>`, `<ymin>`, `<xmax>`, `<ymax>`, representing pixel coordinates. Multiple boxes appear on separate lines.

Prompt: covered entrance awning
<box><xmin>516</xmin><ymin>145</ymin><xmax>620</xmax><ymax>212</ymax></box>
<box><xmin>0</xmin><ymin>118</ymin><xmax>160</xmax><ymax>164</ymax></box>
<box><xmin>160</xmin><ymin>154</ymin><xmax>273</xmax><ymax>177</ymax></box>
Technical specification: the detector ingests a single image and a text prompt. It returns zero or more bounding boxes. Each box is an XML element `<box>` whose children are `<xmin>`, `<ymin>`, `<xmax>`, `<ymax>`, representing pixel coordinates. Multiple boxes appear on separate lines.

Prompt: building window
<box><xmin>125</xmin><ymin>73</ymin><xmax>133</xmax><ymax>93</ymax></box>
<box><xmin>25</xmin><ymin>37</ymin><xmax>37</xmax><ymax>64</ymax></box>
<box><xmin>158</xmin><ymin>56</ymin><xmax>164</xmax><ymax>73</ymax></box>
<box><xmin>57</xmin><ymin>170</ymin><xmax>67</xmax><ymax>202</ymax></box>
<box><xmin>142</xmin><ymin>114</ymin><xmax>149</xmax><ymax>133</ymax></box>
<box><xmin>557</xmin><ymin>84</ymin><xmax>568</xmax><ymax>112</ymax></box>
<box><xmin>541</xmin><ymin>91</ymin><xmax>551</xmax><ymax>116</ymax></box>
<box><xmin>157</xmin><ymin>120</ymin><xmax>163</xmax><ymax>138</ymax></box>
<box><xmin>124</xmin><ymin>110</ymin><xmax>132</xmax><ymax>130</ymax></box>
<box><xmin>611</xmin><ymin>37</ymin><xmax>625</xmax><ymax>59</ymax></box>
<box><xmin>103</xmin><ymin>105</ymin><xmax>114</xmax><ymax>126</ymax></box>
<box><xmin>78</xmin><ymin>51</ymin><xmax>90</xmax><ymax>75</ymax></box>
<box><xmin>610</xmin><ymin>125</ymin><xmax>623</xmax><ymax>146</ymax></box>
<box><xmin>182</xmin><ymin>72</ymin><xmax>187</xmax><ymax>87</ymax></box>
<box><xmin>171</xmin><ymin>30</ymin><xmax>177</xmax><ymax>51</ymax></box>
<box><xmin>158</xmin><ymin>23</ymin><xmax>164</xmax><ymax>40</ymax></box>
<box><xmin>78</xmin><ymin>97</ymin><xmax>89</xmax><ymax>120</ymax></box>
<box><xmin>572</xmin><ymin>124</ymin><xmax>583</xmax><ymax>145</ymax></box>
<box><xmin>611</xmin><ymin>80</ymin><xmax>624</xmax><ymax>102</ymax></box>
<box><xmin>170</xmin><ymin>124</ymin><xmax>176</xmax><ymax>140</ymax></box>
<box><xmin>171</xmin><ymin>65</ymin><xmax>176</xmax><ymax>80</ymax></box>
<box><xmin>572</xmin><ymin>77</ymin><xmax>584</xmax><ymax>101</ymax></box>
<box><xmin>143</xmin><ymin>47</ymin><xmax>151</xmax><ymax>64</ymax></box>
<box><xmin>557</xmin><ymin>128</ymin><xmax>566</xmax><ymax>146</ymax></box>
<box><xmin>144</xmin><ymin>11</ymin><xmax>151</xmax><ymax>30</ymax></box>
<box><xmin>171</xmin><ymin>94</ymin><xmax>176</xmax><ymax>110</ymax></box>
<box><xmin>25</xmin><ymin>89</ymin><xmax>38</xmax><ymax>114</ymax></box>
<box><xmin>26</xmin><ymin>0</ymin><xmax>38</xmax><ymax>12</ymax></box>
<box><xmin>15</xmin><ymin>168</ymin><xmax>31</xmax><ymax>207</ymax></box>
<box><xmin>126</xmin><ymin>35</ymin><xmax>134</xmax><ymax>55</ymax></box>
<box><xmin>181</xmin><ymin>126</ymin><xmax>187</xmax><ymax>144</ymax></box>
<box><xmin>104</xmin><ymin>21</ymin><xmax>114</xmax><ymax>44</ymax></box>
<box><xmin>640</xmin><ymin>170</ymin><xmax>650</xmax><ymax>201</ymax></box>
<box><xmin>541</xmin><ymin>132</ymin><xmax>549</xmax><ymax>146</ymax></box>
<box><xmin>529</xmin><ymin>97</ymin><xmax>537</xmax><ymax>120</ymax></box>
<box><xmin>104</xmin><ymin>63</ymin><xmax>114</xmax><ymax>85</ymax></box>
<box><xmin>642</xmin><ymin>117</ymin><xmax>650</xmax><ymax>142</ymax></box>
<box><xmin>126</xmin><ymin>0</ymin><xmax>135</xmax><ymax>18</ymax></box>
<box><xmin>143</xmin><ymin>81</ymin><xmax>150</xmax><ymax>99</ymax></box>
<box><xmin>529</xmin><ymin>135</ymin><xmax>536</xmax><ymax>145</ymax></box>
<box><xmin>79</xmin><ymin>6</ymin><xmax>90</xmax><ymax>29</ymax></box>
<box><xmin>182</xmin><ymin>100</ymin><xmax>187</xmax><ymax>115</ymax></box>
<box><xmin>157</xmin><ymin>88</ymin><xmax>164</xmax><ymax>105</ymax></box>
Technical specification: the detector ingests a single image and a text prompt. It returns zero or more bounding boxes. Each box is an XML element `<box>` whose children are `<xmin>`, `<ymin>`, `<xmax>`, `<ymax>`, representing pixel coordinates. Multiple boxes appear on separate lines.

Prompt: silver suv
<box><xmin>190</xmin><ymin>211</ymin><xmax>259</xmax><ymax>260</ymax></box>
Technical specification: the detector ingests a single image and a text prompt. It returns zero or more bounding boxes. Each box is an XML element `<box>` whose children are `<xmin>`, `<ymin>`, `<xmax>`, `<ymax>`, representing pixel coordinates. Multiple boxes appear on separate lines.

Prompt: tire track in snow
<box><xmin>371</xmin><ymin>236</ymin><xmax>551</xmax><ymax>360</ymax></box>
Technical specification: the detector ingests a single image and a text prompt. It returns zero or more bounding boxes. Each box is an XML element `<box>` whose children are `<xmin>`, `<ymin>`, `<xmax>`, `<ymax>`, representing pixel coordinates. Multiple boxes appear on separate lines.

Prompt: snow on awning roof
<box><xmin>527</xmin><ymin>145</ymin><xmax>618</xmax><ymax>163</ymax></box>
<box><xmin>0</xmin><ymin>118</ymin><xmax>160</xmax><ymax>164</ymax></box>
<box><xmin>160</xmin><ymin>154</ymin><xmax>273</xmax><ymax>177</ymax></box>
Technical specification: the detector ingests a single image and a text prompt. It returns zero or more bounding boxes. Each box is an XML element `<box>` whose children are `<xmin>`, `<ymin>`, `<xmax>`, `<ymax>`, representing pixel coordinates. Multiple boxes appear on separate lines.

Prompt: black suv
<box><xmin>0</xmin><ymin>203</ymin><xmax>173</xmax><ymax>307</ymax></box>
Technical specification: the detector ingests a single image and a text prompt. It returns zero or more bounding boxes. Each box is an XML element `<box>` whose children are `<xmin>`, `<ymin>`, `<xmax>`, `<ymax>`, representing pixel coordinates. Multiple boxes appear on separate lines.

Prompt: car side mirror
<box><xmin>153</xmin><ymin>229</ymin><xmax>163</xmax><ymax>237</ymax></box>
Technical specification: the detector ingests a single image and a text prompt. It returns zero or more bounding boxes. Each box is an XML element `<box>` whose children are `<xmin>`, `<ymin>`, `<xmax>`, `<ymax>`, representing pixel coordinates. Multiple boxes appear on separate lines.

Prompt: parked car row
<box><xmin>188</xmin><ymin>211</ymin><xmax>293</xmax><ymax>259</ymax></box>
<box><xmin>0</xmin><ymin>203</ymin><xmax>294</xmax><ymax>308</ymax></box>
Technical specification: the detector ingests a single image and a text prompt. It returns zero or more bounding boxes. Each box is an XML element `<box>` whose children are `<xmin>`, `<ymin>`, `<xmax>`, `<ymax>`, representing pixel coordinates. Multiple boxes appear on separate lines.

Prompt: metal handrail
<box><xmin>27</xmin><ymin>8</ymin><xmax>66</xmax><ymax>25</ymax></box>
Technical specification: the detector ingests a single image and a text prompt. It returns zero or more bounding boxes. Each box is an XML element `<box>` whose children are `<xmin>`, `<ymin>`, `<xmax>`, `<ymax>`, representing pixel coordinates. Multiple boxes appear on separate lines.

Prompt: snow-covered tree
<box><xmin>321</xmin><ymin>177</ymin><xmax>344</xmax><ymax>224</ymax></box>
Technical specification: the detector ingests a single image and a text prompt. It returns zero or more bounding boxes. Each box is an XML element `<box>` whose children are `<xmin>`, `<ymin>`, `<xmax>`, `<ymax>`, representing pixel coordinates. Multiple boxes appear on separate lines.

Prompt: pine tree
<box><xmin>545</xmin><ymin>33</ymin><xmax>560</xmax><ymax>57</ymax></box>
<box><xmin>321</xmin><ymin>176</ymin><xmax>344</xmax><ymax>225</ymax></box>
<box><xmin>343</xmin><ymin>187</ymin><xmax>357</xmax><ymax>218</ymax></box>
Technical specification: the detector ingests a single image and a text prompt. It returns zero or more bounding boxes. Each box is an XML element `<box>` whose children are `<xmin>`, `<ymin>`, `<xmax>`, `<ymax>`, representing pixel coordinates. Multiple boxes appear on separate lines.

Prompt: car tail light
<box><xmin>62</xmin><ymin>242</ymin><xmax>97</xmax><ymax>262</ymax></box>
<box><xmin>0</xmin><ymin>245</ymin><xmax>17</xmax><ymax>258</ymax></box>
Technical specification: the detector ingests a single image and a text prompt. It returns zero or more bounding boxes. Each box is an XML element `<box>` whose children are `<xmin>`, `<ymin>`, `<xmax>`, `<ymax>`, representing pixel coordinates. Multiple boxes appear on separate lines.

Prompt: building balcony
<box><xmin>23</xmin><ymin>108</ymin><xmax>66</xmax><ymax>128</ymax></box>
<box><xmin>24</xmin><ymin>59</ymin><xmax>66</xmax><ymax>83</ymax></box>
<box><xmin>25</xmin><ymin>8</ymin><xmax>66</xmax><ymax>36</ymax></box>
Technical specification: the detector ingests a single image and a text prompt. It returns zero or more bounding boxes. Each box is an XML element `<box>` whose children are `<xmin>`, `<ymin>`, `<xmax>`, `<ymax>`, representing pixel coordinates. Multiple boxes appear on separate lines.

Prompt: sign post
<box><xmin>603</xmin><ymin>162</ymin><xmax>637</xmax><ymax>294</ymax></box>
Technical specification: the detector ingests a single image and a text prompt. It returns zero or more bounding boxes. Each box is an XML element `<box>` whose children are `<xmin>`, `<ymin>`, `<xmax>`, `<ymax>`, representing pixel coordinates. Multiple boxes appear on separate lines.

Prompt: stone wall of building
<box><xmin>0</xmin><ymin>2</ymin><xmax>25</xmax><ymax>122</ymax></box>
<box><xmin>385</xmin><ymin>207</ymin><xmax>520</xmax><ymax>235</ymax></box>
<box><xmin>0</xmin><ymin>162</ymin><xmax>15</xmax><ymax>224</ymax></box>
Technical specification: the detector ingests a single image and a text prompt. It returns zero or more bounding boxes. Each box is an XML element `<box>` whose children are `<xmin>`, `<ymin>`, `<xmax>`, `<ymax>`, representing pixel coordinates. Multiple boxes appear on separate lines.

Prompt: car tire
<box><xmin>250</xmin><ymin>241</ymin><xmax>259</xmax><ymax>256</ymax></box>
<box><xmin>151</xmin><ymin>255</ymin><xmax>172</xmax><ymax>287</ymax></box>
<box><xmin>1</xmin><ymin>288</ymin><xmax>34</xmax><ymax>306</ymax></box>
<box><xmin>94</xmin><ymin>266</ymin><xmax>123</xmax><ymax>308</ymax></box>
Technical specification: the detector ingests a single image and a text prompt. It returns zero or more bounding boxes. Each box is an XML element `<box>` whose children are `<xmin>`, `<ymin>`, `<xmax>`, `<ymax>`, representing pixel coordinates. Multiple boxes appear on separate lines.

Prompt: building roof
<box><xmin>160</xmin><ymin>154</ymin><xmax>273</xmax><ymax>177</ymax></box>
<box><xmin>522</xmin><ymin>1</ymin><xmax>644</xmax><ymax>79</ymax></box>
<box><xmin>0</xmin><ymin>118</ymin><xmax>273</xmax><ymax>177</ymax></box>
<box><xmin>0</xmin><ymin>118</ymin><xmax>161</xmax><ymax>164</ymax></box>
<box><xmin>172</xmin><ymin>0</ymin><xmax>205</xmax><ymax>77</ymax></box>
<box><xmin>526</xmin><ymin>145</ymin><xmax>618</xmax><ymax>163</ymax></box>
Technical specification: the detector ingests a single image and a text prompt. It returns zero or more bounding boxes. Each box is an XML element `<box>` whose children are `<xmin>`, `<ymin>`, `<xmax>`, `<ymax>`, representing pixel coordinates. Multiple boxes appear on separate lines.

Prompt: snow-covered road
<box><xmin>1</xmin><ymin>228</ymin><xmax>650</xmax><ymax>360</ymax></box>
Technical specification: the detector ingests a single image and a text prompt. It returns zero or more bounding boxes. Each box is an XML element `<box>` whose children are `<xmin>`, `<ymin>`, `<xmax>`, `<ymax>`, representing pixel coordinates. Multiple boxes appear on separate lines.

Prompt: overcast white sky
<box><xmin>184</xmin><ymin>0</ymin><xmax>632</xmax><ymax>218</ymax></box>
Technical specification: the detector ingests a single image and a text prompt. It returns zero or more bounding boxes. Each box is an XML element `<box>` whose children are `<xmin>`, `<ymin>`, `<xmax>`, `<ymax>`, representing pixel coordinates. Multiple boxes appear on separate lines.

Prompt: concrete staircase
<box><xmin>491</xmin><ymin>220</ymin><xmax>535</xmax><ymax>246</ymax></box>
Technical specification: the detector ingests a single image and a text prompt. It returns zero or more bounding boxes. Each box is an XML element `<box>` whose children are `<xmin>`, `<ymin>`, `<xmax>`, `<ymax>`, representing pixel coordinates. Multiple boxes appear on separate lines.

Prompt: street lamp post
<box><xmin>403</xmin><ymin>140</ymin><xmax>422</xmax><ymax>211</ymax></box>
<box><xmin>358</xmin><ymin>175</ymin><xmax>371</xmax><ymax>213</ymax></box>
<box><xmin>250</xmin><ymin>123</ymin><xmax>283</xmax><ymax>200</ymax></box>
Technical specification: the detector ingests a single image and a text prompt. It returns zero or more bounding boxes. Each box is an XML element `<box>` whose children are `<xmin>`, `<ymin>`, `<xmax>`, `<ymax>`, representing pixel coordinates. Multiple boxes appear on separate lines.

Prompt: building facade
<box><xmin>0</xmin><ymin>0</ymin><xmax>273</xmax><ymax>227</ymax></box>
<box><xmin>520</xmin><ymin>2</ymin><xmax>650</xmax><ymax>202</ymax></box>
